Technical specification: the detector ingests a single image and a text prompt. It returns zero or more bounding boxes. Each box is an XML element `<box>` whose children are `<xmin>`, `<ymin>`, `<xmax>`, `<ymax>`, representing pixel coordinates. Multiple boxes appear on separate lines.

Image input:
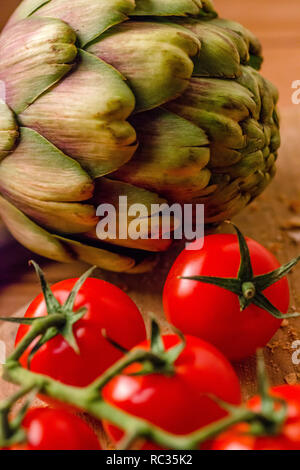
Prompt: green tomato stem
<box><xmin>242</xmin><ymin>281</ymin><xmax>256</xmax><ymax>300</ymax></box>
<box><xmin>0</xmin><ymin>313</ymin><xmax>270</xmax><ymax>449</ymax></box>
<box><xmin>118</xmin><ymin>430</ymin><xmax>142</xmax><ymax>450</ymax></box>
<box><xmin>3</xmin><ymin>355</ymin><xmax>256</xmax><ymax>449</ymax></box>
<box><xmin>0</xmin><ymin>410</ymin><xmax>11</xmax><ymax>442</ymax></box>
<box><xmin>0</xmin><ymin>385</ymin><xmax>36</xmax><ymax>446</ymax></box>
<box><xmin>9</xmin><ymin>314</ymin><xmax>66</xmax><ymax>362</ymax></box>
<box><xmin>88</xmin><ymin>348</ymin><xmax>167</xmax><ymax>392</ymax></box>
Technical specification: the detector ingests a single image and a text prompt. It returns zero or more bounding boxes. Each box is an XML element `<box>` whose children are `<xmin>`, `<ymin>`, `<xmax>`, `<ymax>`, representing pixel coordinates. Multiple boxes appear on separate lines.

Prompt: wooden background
<box><xmin>0</xmin><ymin>0</ymin><xmax>300</xmax><ymax>406</ymax></box>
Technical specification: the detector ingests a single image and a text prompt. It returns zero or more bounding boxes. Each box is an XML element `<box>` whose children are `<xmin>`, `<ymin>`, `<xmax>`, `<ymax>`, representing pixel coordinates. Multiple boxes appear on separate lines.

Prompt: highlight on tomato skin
<box><xmin>102</xmin><ymin>334</ymin><xmax>242</xmax><ymax>450</ymax></box>
<box><xmin>211</xmin><ymin>385</ymin><xmax>300</xmax><ymax>451</ymax></box>
<box><xmin>15</xmin><ymin>278</ymin><xmax>146</xmax><ymax>389</ymax></box>
<box><xmin>2</xmin><ymin>408</ymin><xmax>101</xmax><ymax>451</ymax></box>
<box><xmin>163</xmin><ymin>234</ymin><xmax>290</xmax><ymax>361</ymax></box>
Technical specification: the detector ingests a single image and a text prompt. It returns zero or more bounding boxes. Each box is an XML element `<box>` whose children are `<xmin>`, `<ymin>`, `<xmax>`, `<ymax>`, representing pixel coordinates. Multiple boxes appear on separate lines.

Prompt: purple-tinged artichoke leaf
<box><xmin>112</xmin><ymin>108</ymin><xmax>211</xmax><ymax>202</ymax></box>
<box><xmin>0</xmin><ymin>128</ymin><xmax>98</xmax><ymax>234</ymax></box>
<box><xmin>55</xmin><ymin>235</ymin><xmax>136</xmax><ymax>273</ymax></box>
<box><xmin>5</xmin><ymin>0</ymin><xmax>136</xmax><ymax>47</ymax></box>
<box><xmin>20</xmin><ymin>50</ymin><xmax>137</xmax><ymax>179</ymax></box>
<box><xmin>0</xmin><ymin>99</ymin><xmax>19</xmax><ymax>160</ymax></box>
<box><xmin>0</xmin><ymin>17</ymin><xmax>77</xmax><ymax>114</ymax></box>
<box><xmin>88</xmin><ymin>22</ymin><xmax>200</xmax><ymax>112</ymax></box>
<box><xmin>0</xmin><ymin>196</ymin><xmax>74</xmax><ymax>263</ymax></box>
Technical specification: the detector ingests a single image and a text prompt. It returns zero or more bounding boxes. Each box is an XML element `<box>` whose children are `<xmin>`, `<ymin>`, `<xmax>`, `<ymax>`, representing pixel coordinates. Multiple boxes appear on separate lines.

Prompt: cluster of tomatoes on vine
<box><xmin>1</xmin><ymin>224</ymin><xmax>300</xmax><ymax>450</ymax></box>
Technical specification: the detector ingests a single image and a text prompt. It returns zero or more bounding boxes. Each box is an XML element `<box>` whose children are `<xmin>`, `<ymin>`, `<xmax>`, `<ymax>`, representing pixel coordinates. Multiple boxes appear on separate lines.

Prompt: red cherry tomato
<box><xmin>102</xmin><ymin>335</ymin><xmax>241</xmax><ymax>449</ymax></box>
<box><xmin>3</xmin><ymin>408</ymin><xmax>101</xmax><ymax>450</ymax></box>
<box><xmin>16</xmin><ymin>278</ymin><xmax>146</xmax><ymax>387</ymax></box>
<box><xmin>163</xmin><ymin>234</ymin><xmax>290</xmax><ymax>361</ymax></box>
<box><xmin>212</xmin><ymin>385</ymin><xmax>300</xmax><ymax>450</ymax></box>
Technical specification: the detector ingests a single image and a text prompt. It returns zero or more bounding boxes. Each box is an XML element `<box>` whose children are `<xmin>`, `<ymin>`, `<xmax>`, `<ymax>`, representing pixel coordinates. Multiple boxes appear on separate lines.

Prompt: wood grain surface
<box><xmin>0</xmin><ymin>0</ymin><xmax>300</xmax><ymax>422</ymax></box>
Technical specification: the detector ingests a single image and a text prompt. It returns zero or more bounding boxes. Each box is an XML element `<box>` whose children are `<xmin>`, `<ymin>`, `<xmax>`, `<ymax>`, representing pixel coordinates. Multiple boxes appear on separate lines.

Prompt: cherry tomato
<box><xmin>163</xmin><ymin>235</ymin><xmax>290</xmax><ymax>361</ymax></box>
<box><xmin>3</xmin><ymin>408</ymin><xmax>101</xmax><ymax>450</ymax></box>
<box><xmin>16</xmin><ymin>278</ymin><xmax>146</xmax><ymax>387</ymax></box>
<box><xmin>212</xmin><ymin>385</ymin><xmax>300</xmax><ymax>450</ymax></box>
<box><xmin>103</xmin><ymin>335</ymin><xmax>241</xmax><ymax>449</ymax></box>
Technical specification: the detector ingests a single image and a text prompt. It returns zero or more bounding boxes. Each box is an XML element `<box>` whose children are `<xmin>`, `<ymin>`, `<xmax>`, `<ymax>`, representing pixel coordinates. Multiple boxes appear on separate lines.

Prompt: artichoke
<box><xmin>0</xmin><ymin>0</ymin><xmax>280</xmax><ymax>273</ymax></box>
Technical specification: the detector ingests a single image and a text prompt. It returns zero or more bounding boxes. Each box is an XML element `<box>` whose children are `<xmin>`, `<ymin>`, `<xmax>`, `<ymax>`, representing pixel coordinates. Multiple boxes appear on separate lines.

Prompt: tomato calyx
<box><xmin>126</xmin><ymin>319</ymin><xmax>186</xmax><ymax>377</ymax></box>
<box><xmin>0</xmin><ymin>261</ymin><xmax>96</xmax><ymax>360</ymax></box>
<box><xmin>246</xmin><ymin>351</ymin><xmax>287</xmax><ymax>437</ymax></box>
<box><xmin>101</xmin><ymin>319</ymin><xmax>186</xmax><ymax>377</ymax></box>
<box><xmin>180</xmin><ymin>224</ymin><xmax>300</xmax><ymax>320</ymax></box>
<box><xmin>0</xmin><ymin>386</ymin><xmax>36</xmax><ymax>449</ymax></box>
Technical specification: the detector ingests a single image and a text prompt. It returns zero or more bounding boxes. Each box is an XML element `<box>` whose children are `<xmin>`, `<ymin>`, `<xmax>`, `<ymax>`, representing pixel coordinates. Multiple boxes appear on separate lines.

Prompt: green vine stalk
<box><xmin>0</xmin><ymin>312</ymin><xmax>286</xmax><ymax>450</ymax></box>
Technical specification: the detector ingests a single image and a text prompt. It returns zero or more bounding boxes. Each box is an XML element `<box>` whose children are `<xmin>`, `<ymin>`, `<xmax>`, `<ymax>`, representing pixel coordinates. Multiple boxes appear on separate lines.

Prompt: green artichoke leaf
<box><xmin>192</xmin><ymin>28</ymin><xmax>240</xmax><ymax>78</ymax></box>
<box><xmin>241</xmin><ymin>119</ymin><xmax>266</xmax><ymax>154</ymax></box>
<box><xmin>0</xmin><ymin>17</ymin><xmax>77</xmax><ymax>114</ymax></box>
<box><xmin>88</xmin><ymin>177</ymin><xmax>174</xmax><ymax>252</ymax></box>
<box><xmin>174</xmin><ymin>19</ymin><xmax>246</xmax><ymax>78</ymax></box>
<box><xmin>202</xmin><ymin>22</ymin><xmax>250</xmax><ymax>65</ymax></box>
<box><xmin>199</xmin><ymin>175</ymin><xmax>238</xmax><ymax>204</ymax></box>
<box><xmin>197</xmin><ymin>0</ymin><xmax>218</xmax><ymax>18</ymax></box>
<box><xmin>86</xmin><ymin>227</ymin><xmax>173</xmax><ymax>253</ymax></box>
<box><xmin>270</xmin><ymin>120</ymin><xmax>281</xmax><ymax>153</ymax></box>
<box><xmin>0</xmin><ymin>127</ymin><xmax>94</xmax><ymax>202</ymax></box>
<box><xmin>240</xmin><ymin>68</ymin><xmax>278</xmax><ymax>123</ymax></box>
<box><xmin>19</xmin><ymin>49</ymin><xmax>137</xmax><ymax>179</ymax></box>
<box><xmin>125</xmin><ymin>256</ymin><xmax>159</xmax><ymax>274</ymax></box>
<box><xmin>133</xmin><ymin>0</ymin><xmax>210</xmax><ymax>17</ymax></box>
<box><xmin>112</xmin><ymin>108</ymin><xmax>211</xmax><ymax>202</ymax></box>
<box><xmin>204</xmin><ymin>192</ymin><xmax>251</xmax><ymax>224</ymax></box>
<box><xmin>56</xmin><ymin>233</ymin><xmax>160</xmax><ymax>273</ymax></box>
<box><xmin>172</xmin><ymin>77</ymin><xmax>257</xmax><ymax>121</ymax></box>
<box><xmin>214</xmin><ymin>150</ymin><xmax>265</xmax><ymax>179</ymax></box>
<box><xmin>209</xmin><ymin>144</ymin><xmax>242</xmax><ymax>168</ymax></box>
<box><xmin>194</xmin><ymin>174</ymin><xmax>252</xmax><ymax>223</ymax></box>
<box><xmin>0</xmin><ymin>192</ymin><xmax>97</xmax><ymax>235</ymax></box>
<box><xmin>88</xmin><ymin>21</ymin><xmax>200</xmax><ymax>112</ymax></box>
<box><xmin>209</xmin><ymin>18</ymin><xmax>263</xmax><ymax>68</ymax></box>
<box><xmin>0</xmin><ymin>128</ymin><xmax>97</xmax><ymax>234</ymax></box>
<box><xmin>256</xmin><ymin>73</ymin><xmax>278</xmax><ymax>123</ymax></box>
<box><xmin>4</xmin><ymin>0</ymin><xmax>136</xmax><ymax>47</ymax></box>
<box><xmin>240</xmin><ymin>170</ymin><xmax>272</xmax><ymax>196</ymax></box>
<box><xmin>166</xmin><ymin>78</ymin><xmax>256</xmax><ymax>148</ymax></box>
<box><xmin>93</xmin><ymin>177</ymin><xmax>168</xmax><ymax>216</ymax></box>
<box><xmin>0</xmin><ymin>101</ymin><xmax>19</xmax><ymax>160</ymax></box>
<box><xmin>55</xmin><ymin>235</ymin><xmax>136</xmax><ymax>273</ymax></box>
<box><xmin>0</xmin><ymin>196</ymin><xmax>74</xmax><ymax>263</ymax></box>
<box><xmin>236</xmin><ymin>66</ymin><xmax>262</xmax><ymax>120</ymax></box>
